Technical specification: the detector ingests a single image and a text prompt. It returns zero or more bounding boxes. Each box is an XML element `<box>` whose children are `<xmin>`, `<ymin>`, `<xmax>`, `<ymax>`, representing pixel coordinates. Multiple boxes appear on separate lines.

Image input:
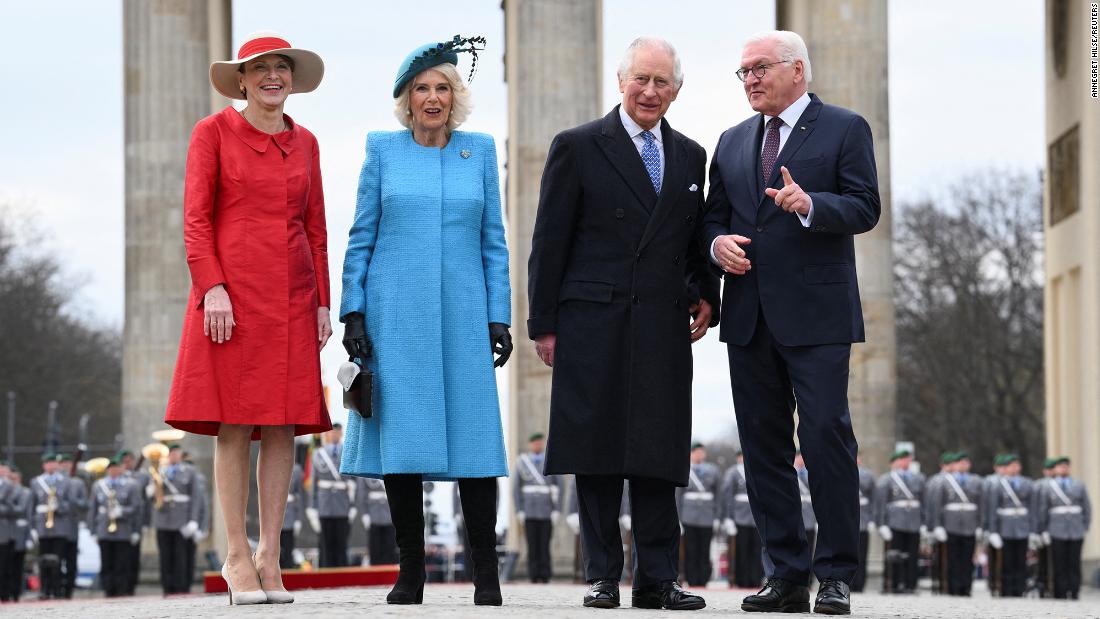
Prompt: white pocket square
<box><xmin>689</xmin><ymin>183</ymin><xmax>698</xmax><ymax>192</ymax></box>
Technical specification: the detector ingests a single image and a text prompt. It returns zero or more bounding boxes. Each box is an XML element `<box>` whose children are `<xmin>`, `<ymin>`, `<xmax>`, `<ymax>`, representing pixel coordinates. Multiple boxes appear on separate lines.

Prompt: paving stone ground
<box><xmin>14</xmin><ymin>581</ymin><xmax>1100</xmax><ymax>619</ymax></box>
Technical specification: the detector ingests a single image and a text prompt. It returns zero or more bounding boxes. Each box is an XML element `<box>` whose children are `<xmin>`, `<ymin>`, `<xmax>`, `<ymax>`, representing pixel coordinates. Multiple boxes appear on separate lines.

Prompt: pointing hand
<box><xmin>764</xmin><ymin>166</ymin><xmax>811</xmax><ymax>216</ymax></box>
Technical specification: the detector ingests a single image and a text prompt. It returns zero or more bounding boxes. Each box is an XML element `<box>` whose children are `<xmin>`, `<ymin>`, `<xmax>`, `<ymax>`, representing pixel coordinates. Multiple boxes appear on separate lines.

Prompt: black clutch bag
<box><xmin>341</xmin><ymin>357</ymin><xmax>374</xmax><ymax>419</ymax></box>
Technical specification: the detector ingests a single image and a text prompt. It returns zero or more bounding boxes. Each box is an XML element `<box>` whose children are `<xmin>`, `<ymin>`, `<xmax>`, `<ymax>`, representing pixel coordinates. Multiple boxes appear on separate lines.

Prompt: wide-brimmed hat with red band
<box><xmin>210</xmin><ymin>31</ymin><xmax>324</xmax><ymax>100</ymax></box>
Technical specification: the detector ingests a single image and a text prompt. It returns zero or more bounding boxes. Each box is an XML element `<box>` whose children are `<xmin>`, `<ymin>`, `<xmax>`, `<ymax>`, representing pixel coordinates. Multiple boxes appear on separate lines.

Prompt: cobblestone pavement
<box><xmin>15</xmin><ymin>583</ymin><xmax>1100</xmax><ymax>618</ymax></box>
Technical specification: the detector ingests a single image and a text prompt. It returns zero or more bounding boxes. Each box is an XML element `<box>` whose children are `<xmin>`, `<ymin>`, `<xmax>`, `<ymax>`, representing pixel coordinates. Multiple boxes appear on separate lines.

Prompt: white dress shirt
<box><xmin>619</xmin><ymin>105</ymin><xmax>665</xmax><ymax>188</ymax></box>
<box><xmin>710</xmin><ymin>92</ymin><xmax>814</xmax><ymax>265</ymax></box>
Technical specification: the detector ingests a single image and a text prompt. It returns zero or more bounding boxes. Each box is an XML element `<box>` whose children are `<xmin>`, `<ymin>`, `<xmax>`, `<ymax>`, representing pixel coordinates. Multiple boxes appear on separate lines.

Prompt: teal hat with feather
<box><xmin>393</xmin><ymin>35</ymin><xmax>486</xmax><ymax>98</ymax></box>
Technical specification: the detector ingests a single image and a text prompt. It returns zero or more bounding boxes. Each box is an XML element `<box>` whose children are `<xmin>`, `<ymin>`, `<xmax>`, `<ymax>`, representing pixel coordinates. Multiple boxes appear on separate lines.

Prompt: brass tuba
<box><xmin>83</xmin><ymin>457</ymin><xmax>117</xmax><ymax>532</ymax></box>
<box><xmin>142</xmin><ymin>442</ymin><xmax>169</xmax><ymax>510</ymax></box>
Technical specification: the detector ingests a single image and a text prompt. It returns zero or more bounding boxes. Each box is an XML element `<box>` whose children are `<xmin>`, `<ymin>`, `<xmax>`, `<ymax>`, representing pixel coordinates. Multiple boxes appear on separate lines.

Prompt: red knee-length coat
<box><xmin>165</xmin><ymin>106</ymin><xmax>332</xmax><ymax>439</ymax></box>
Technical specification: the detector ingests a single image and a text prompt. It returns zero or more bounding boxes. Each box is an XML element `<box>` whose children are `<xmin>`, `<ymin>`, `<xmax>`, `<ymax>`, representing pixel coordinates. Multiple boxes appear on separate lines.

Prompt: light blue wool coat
<box><xmin>339</xmin><ymin>130</ymin><xmax>510</xmax><ymax>481</ymax></box>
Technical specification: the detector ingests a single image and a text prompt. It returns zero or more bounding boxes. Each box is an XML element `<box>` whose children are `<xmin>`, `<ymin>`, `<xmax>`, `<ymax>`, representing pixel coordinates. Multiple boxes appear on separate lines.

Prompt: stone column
<box><xmin>776</xmin><ymin>0</ymin><xmax>896</xmax><ymax>476</ymax></box>
<box><xmin>1044</xmin><ymin>0</ymin><xmax>1100</xmax><ymax>575</ymax></box>
<box><xmin>123</xmin><ymin>0</ymin><xmax>231</xmax><ymax>563</ymax></box>
<box><xmin>504</xmin><ymin>0</ymin><xmax>602</xmax><ymax>578</ymax></box>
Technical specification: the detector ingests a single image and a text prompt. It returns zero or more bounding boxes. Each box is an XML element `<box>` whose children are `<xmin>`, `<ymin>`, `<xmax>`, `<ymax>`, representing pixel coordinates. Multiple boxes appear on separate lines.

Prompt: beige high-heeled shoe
<box><xmin>254</xmin><ymin>553</ymin><xmax>294</xmax><ymax>604</ymax></box>
<box><xmin>221</xmin><ymin>562</ymin><xmax>268</xmax><ymax>605</ymax></box>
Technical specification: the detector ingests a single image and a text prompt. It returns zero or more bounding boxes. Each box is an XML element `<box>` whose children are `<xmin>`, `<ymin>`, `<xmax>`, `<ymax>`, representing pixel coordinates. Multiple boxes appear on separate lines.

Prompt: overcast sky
<box><xmin>0</xmin><ymin>1</ymin><xmax>1044</xmax><ymax>447</ymax></box>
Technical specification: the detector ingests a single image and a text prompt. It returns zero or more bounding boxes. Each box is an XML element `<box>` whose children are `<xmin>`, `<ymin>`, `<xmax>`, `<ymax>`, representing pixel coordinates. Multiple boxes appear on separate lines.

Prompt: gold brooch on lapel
<box><xmin>460</xmin><ymin>149</ymin><xmax>471</xmax><ymax>159</ymax></box>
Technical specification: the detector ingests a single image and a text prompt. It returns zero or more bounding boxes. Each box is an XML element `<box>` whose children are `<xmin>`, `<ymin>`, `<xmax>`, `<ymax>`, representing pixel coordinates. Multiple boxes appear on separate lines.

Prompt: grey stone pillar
<box><xmin>776</xmin><ymin>0</ymin><xmax>895</xmax><ymax>476</ymax></box>
<box><xmin>1044</xmin><ymin>0</ymin><xmax>1100</xmax><ymax>576</ymax></box>
<box><xmin>123</xmin><ymin>0</ymin><xmax>231</xmax><ymax>565</ymax></box>
<box><xmin>504</xmin><ymin>0</ymin><xmax>602</xmax><ymax>578</ymax></box>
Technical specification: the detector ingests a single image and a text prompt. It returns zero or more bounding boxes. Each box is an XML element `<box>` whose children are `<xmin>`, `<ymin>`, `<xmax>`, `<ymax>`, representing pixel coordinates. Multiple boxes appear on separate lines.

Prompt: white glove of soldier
<box><xmin>516</xmin><ymin>511</ymin><xmax>526</xmax><ymax>524</ymax></box>
<box><xmin>146</xmin><ymin>483</ymin><xmax>156</xmax><ymax>499</ymax></box>
<box><xmin>26</xmin><ymin>538</ymin><xmax>35</xmax><ymax>551</ymax></box>
<box><xmin>933</xmin><ymin>526</ymin><xmax>948</xmax><ymax>543</ymax></box>
<box><xmin>194</xmin><ymin>528</ymin><xmax>208</xmax><ymax>542</ymax></box>
<box><xmin>619</xmin><ymin>515</ymin><xmax>632</xmax><ymax>531</ymax></box>
<box><xmin>878</xmin><ymin>525</ymin><xmax>893</xmax><ymax>542</ymax></box>
<box><xmin>988</xmin><ymin>532</ymin><xmax>1004</xmax><ymax>549</ymax></box>
<box><xmin>306</xmin><ymin>507</ymin><xmax>321</xmax><ymax>533</ymax></box>
<box><xmin>975</xmin><ymin>527</ymin><xmax>983</xmax><ymax>540</ymax></box>
<box><xmin>1028</xmin><ymin>533</ymin><xmax>1041</xmax><ymax>551</ymax></box>
<box><xmin>494</xmin><ymin>521</ymin><xmax>506</xmax><ymax>537</ymax></box>
<box><xmin>109</xmin><ymin>505</ymin><xmax>124</xmax><ymax>520</ymax></box>
<box><xmin>130</xmin><ymin>532</ymin><xmax>141</xmax><ymax>546</ymax></box>
<box><xmin>712</xmin><ymin>519</ymin><xmax>722</xmax><ymax>533</ymax></box>
<box><xmin>724</xmin><ymin>518</ymin><xmax>737</xmax><ymax>537</ymax></box>
<box><xmin>551</xmin><ymin>510</ymin><xmax>561</xmax><ymax>524</ymax></box>
<box><xmin>867</xmin><ymin>521</ymin><xmax>876</xmax><ymax>533</ymax></box>
<box><xmin>1041</xmin><ymin>531</ymin><xmax>1052</xmax><ymax>547</ymax></box>
<box><xmin>919</xmin><ymin>525</ymin><xmax>928</xmax><ymax>539</ymax></box>
<box><xmin>293</xmin><ymin>520</ymin><xmax>302</xmax><ymax>537</ymax></box>
<box><xmin>361</xmin><ymin>514</ymin><xmax>371</xmax><ymax>530</ymax></box>
<box><xmin>180</xmin><ymin>520</ymin><xmax>199</xmax><ymax>539</ymax></box>
<box><xmin>348</xmin><ymin>507</ymin><xmax>358</xmax><ymax>524</ymax></box>
<box><xmin>566</xmin><ymin>513</ymin><xmax>580</xmax><ymax>535</ymax></box>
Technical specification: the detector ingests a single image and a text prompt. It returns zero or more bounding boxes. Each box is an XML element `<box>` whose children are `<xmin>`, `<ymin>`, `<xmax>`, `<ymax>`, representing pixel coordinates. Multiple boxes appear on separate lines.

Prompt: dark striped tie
<box><xmin>761</xmin><ymin>116</ymin><xmax>784</xmax><ymax>183</ymax></box>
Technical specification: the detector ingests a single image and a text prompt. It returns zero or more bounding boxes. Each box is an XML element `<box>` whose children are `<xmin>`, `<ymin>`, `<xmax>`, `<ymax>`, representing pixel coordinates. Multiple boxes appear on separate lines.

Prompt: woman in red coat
<box><xmin>164</xmin><ymin>31</ymin><xmax>331</xmax><ymax>605</ymax></box>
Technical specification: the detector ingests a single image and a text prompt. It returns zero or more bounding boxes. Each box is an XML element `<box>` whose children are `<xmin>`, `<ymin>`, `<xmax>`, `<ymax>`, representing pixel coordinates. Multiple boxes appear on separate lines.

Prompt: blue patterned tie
<box><xmin>641</xmin><ymin>130</ymin><xmax>661</xmax><ymax>194</ymax></box>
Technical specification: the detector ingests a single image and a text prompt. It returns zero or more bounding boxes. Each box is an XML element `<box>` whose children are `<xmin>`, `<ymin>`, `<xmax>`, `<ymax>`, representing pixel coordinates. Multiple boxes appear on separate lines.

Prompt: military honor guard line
<box><xmin>1</xmin><ymin>26</ymin><xmax>1091</xmax><ymax>615</ymax></box>
<box><xmin>0</xmin><ymin>430</ymin><xmax>1089</xmax><ymax>606</ymax></box>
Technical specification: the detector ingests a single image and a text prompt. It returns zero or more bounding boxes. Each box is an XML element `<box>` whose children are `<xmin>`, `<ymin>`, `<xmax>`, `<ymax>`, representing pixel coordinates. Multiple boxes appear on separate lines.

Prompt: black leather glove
<box><xmin>489</xmin><ymin>323</ymin><xmax>512</xmax><ymax>368</ymax></box>
<box><xmin>342</xmin><ymin>312</ymin><xmax>372</xmax><ymax>360</ymax></box>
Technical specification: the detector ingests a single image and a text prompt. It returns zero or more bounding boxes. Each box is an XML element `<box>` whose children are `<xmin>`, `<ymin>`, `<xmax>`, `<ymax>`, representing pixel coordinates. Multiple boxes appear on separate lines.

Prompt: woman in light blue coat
<box><xmin>339</xmin><ymin>36</ymin><xmax>511</xmax><ymax>607</ymax></box>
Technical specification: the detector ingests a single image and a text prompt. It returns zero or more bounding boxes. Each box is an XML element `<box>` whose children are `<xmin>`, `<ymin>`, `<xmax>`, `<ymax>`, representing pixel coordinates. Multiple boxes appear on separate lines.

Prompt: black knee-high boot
<box><xmin>458</xmin><ymin>477</ymin><xmax>503</xmax><ymax>606</ymax></box>
<box><xmin>384</xmin><ymin>474</ymin><xmax>426</xmax><ymax>604</ymax></box>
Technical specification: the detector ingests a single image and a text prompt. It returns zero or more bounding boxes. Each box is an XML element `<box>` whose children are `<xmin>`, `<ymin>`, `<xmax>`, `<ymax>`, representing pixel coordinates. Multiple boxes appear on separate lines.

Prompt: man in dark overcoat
<box><xmin>527</xmin><ymin>36</ymin><xmax>719</xmax><ymax>611</ymax></box>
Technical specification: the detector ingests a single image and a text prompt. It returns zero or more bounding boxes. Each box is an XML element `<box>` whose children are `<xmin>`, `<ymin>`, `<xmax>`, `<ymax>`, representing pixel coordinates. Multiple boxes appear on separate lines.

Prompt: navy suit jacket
<box><xmin>701</xmin><ymin>93</ymin><xmax>880</xmax><ymax>347</ymax></box>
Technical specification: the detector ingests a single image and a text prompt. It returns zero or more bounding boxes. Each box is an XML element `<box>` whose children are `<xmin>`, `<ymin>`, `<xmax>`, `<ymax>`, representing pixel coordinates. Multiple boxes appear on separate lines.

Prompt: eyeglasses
<box><xmin>735</xmin><ymin>59</ymin><xmax>791</xmax><ymax>82</ymax></box>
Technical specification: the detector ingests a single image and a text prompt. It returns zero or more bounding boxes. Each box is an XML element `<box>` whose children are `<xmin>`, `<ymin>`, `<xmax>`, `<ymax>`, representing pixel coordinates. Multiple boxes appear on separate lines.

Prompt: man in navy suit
<box><xmin>702</xmin><ymin>30</ymin><xmax>881</xmax><ymax>615</ymax></box>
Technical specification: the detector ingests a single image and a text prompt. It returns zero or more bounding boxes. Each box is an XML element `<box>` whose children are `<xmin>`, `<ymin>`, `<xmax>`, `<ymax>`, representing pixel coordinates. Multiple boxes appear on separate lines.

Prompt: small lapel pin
<box><xmin>460</xmin><ymin>149</ymin><xmax>471</xmax><ymax>159</ymax></box>
<box><xmin>689</xmin><ymin>184</ymin><xmax>698</xmax><ymax>192</ymax></box>
<box><xmin>799</xmin><ymin>126</ymin><xmax>807</xmax><ymax>131</ymax></box>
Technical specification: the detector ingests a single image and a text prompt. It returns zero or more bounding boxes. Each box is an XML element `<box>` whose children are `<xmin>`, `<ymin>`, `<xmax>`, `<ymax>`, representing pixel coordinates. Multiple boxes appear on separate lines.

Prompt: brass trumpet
<box><xmin>45</xmin><ymin>486</ymin><xmax>57</xmax><ymax>529</ymax></box>
<box><xmin>107</xmin><ymin>486</ymin><xmax>119</xmax><ymax>533</ymax></box>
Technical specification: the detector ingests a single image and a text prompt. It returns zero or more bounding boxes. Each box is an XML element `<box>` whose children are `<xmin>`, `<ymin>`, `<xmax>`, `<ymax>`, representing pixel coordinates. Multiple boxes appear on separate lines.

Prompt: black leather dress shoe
<box><xmin>813</xmin><ymin>579</ymin><xmax>851</xmax><ymax>615</ymax></box>
<box><xmin>583</xmin><ymin>579</ymin><xmax>620</xmax><ymax>608</ymax></box>
<box><xmin>632</xmin><ymin>581</ymin><xmax>706</xmax><ymax>610</ymax></box>
<box><xmin>742</xmin><ymin>577</ymin><xmax>811</xmax><ymax>613</ymax></box>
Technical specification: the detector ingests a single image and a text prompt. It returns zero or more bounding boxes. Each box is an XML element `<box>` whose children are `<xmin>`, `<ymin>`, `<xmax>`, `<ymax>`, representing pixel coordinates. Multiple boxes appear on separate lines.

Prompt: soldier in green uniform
<box><xmin>1037</xmin><ymin>456</ymin><xmax>1091</xmax><ymax>599</ymax></box>
<box><xmin>984</xmin><ymin>454</ymin><xmax>1033</xmax><ymax>597</ymax></box>
<box><xmin>873</xmin><ymin>449</ymin><xmax>924</xmax><ymax>593</ymax></box>
<box><xmin>930</xmin><ymin>452</ymin><xmax>984</xmax><ymax>596</ymax></box>
<box><xmin>89</xmin><ymin>458</ymin><xmax>141</xmax><ymax>597</ymax></box>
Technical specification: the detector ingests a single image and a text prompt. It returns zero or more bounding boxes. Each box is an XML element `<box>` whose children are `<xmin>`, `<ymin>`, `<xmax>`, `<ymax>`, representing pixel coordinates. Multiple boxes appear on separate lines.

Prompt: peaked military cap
<box><xmin>889</xmin><ymin>449</ymin><xmax>912</xmax><ymax>462</ymax></box>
